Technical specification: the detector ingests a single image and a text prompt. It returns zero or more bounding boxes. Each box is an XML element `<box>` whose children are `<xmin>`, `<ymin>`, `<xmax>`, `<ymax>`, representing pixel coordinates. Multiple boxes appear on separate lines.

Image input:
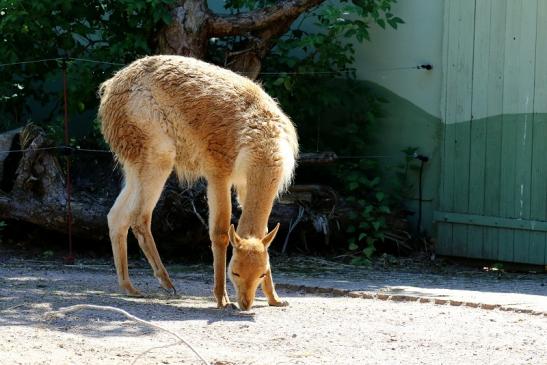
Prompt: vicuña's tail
<box><xmin>97</xmin><ymin>79</ymin><xmax>111</xmax><ymax>99</ymax></box>
<box><xmin>278</xmin><ymin>119</ymin><xmax>299</xmax><ymax>194</ymax></box>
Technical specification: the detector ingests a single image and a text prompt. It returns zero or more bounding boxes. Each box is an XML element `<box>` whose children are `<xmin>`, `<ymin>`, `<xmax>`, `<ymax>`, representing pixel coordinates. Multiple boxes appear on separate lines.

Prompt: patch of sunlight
<box><xmin>84</xmin><ymin>290</ymin><xmax>108</xmax><ymax>295</ymax></box>
<box><xmin>4</xmin><ymin>276</ymin><xmax>49</xmax><ymax>282</ymax></box>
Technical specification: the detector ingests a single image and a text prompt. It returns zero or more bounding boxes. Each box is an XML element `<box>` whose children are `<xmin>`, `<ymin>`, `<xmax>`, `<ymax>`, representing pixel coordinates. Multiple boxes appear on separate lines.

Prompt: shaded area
<box><xmin>0</xmin><ymin>257</ymin><xmax>546</xmax><ymax>365</ymax></box>
<box><xmin>0</xmin><ymin>265</ymin><xmax>256</xmax><ymax>338</ymax></box>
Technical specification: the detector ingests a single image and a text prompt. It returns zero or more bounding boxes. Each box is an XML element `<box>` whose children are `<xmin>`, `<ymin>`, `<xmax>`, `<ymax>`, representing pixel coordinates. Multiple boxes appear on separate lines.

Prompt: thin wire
<box><xmin>69</xmin><ymin>57</ymin><xmax>125</xmax><ymax>66</ymax></box>
<box><xmin>0</xmin><ymin>56</ymin><xmax>430</xmax><ymax>75</ymax></box>
<box><xmin>0</xmin><ymin>57</ymin><xmax>123</xmax><ymax>68</ymax></box>
<box><xmin>0</xmin><ymin>146</ymin><xmax>58</xmax><ymax>153</ymax></box>
<box><xmin>337</xmin><ymin>155</ymin><xmax>397</xmax><ymax>159</ymax></box>
<box><xmin>0</xmin><ymin>58</ymin><xmax>63</xmax><ymax>67</ymax></box>
<box><xmin>259</xmin><ymin>70</ymin><xmax>351</xmax><ymax>76</ymax></box>
<box><xmin>72</xmin><ymin>147</ymin><xmax>113</xmax><ymax>154</ymax></box>
<box><xmin>0</xmin><ymin>145</ymin><xmax>399</xmax><ymax>160</ymax></box>
<box><xmin>372</xmin><ymin>66</ymin><xmax>421</xmax><ymax>72</ymax></box>
<box><xmin>371</xmin><ymin>65</ymin><xmax>434</xmax><ymax>72</ymax></box>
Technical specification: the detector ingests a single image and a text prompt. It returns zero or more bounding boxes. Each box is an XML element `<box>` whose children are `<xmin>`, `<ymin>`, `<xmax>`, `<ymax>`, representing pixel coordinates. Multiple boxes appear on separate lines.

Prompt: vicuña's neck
<box><xmin>236</xmin><ymin>170</ymin><xmax>279</xmax><ymax>239</ymax></box>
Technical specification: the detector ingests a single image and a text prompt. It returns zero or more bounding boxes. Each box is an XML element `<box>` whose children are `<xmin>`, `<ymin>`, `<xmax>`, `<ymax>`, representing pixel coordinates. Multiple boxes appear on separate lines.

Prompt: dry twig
<box><xmin>49</xmin><ymin>304</ymin><xmax>209</xmax><ymax>365</ymax></box>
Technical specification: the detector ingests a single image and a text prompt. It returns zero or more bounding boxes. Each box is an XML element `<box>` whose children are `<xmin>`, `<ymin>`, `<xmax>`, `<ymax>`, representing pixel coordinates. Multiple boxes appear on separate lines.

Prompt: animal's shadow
<box><xmin>0</xmin><ymin>266</ymin><xmax>268</xmax><ymax>339</ymax></box>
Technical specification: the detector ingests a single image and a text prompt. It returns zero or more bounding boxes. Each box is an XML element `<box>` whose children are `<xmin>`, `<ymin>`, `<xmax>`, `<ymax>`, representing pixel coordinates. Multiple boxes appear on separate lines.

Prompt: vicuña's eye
<box><xmin>232</xmin><ymin>272</ymin><xmax>240</xmax><ymax>277</ymax></box>
<box><xmin>259</xmin><ymin>273</ymin><xmax>266</xmax><ymax>278</ymax></box>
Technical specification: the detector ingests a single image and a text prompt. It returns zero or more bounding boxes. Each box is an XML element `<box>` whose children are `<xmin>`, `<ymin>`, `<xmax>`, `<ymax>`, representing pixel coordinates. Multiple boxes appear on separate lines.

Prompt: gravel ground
<box><xmin>0</xmin><ymin>259</ymin><xmax>546</xmax><ymax>365</ymax></box>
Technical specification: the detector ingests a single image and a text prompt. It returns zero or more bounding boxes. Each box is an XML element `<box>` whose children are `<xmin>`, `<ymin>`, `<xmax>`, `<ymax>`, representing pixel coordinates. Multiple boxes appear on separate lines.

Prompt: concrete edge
<box><xmin>275</xmin><ymin>283</ymin><xmax>547</xmax><ymax>317</ymax></box>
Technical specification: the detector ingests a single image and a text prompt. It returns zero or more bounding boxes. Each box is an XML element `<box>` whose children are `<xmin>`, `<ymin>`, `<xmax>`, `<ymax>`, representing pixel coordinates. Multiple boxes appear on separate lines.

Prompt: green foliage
<box><xmin>344</xmin><ymin>161</ymin><xmax>391</xmax><ymax>264</ymax></box>
<box><xmin>0</xmin><ymin>0</ymin><xmax>405</xmax><ymax>260</ymax></box>
<box><xmin>0</xmin><ymin>0</ymin><xmax>174</xmax><ymax>140</ymax></box>
<box><xmin>253</xmin><ymin>0</ymin><xmax>403</xmax><ymax>262</ymax></box>
<box><xmin>393</xmin><ymin>147</ymin><xmax>422</xmax><ymax>202</ymax></box>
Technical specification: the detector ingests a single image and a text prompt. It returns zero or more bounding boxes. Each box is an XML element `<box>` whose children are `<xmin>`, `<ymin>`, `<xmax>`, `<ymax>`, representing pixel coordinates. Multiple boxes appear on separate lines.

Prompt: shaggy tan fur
<box><xmin>98</xmin><ymin>55</ymin><xmax>298</xmax><ymax>310</ymax></box>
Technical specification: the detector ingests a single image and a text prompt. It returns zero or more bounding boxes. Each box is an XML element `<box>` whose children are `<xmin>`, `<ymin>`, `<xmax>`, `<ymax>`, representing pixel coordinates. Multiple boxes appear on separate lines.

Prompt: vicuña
<box><xmin>98</xmin><ymin>55</ymin><xmax>298</xmax><ymax>310</ymax></box>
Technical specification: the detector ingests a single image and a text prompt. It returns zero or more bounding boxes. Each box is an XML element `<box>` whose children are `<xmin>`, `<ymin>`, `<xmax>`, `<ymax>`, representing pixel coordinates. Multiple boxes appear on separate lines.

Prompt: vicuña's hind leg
<box><xmin>130</xmin><ymin>152</ymin><xmax>176</xmax><ymax>294</ymax></box>
<box><xmin>207</xmin><ymin>177</ymin><xmax>233</xmax><ymax>308</ymax></box>
<box><xmin>108</xmin><ymin>172</ymin><xmax>140</xmax><ymax>296</ymax></box>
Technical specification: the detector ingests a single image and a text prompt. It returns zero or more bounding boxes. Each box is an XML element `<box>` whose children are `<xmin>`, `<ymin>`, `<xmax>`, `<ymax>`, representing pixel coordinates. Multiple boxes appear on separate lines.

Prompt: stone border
<box><xmin>276</xmin><ymin>283</ymin><xmax>547</xmax><ymax>317</ymax></box>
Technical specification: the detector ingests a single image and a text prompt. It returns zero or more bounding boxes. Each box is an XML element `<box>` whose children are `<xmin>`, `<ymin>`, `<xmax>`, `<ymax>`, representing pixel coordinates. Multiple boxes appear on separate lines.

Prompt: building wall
<box><xmin>352</xmin><ymin>0</ymin><xmax>446</xmax><ymax>234</ymax></box>
<box><xmin>354</xmin><ymin>0</ymin><xmax>445</xmax><ymax>118</ymax></box>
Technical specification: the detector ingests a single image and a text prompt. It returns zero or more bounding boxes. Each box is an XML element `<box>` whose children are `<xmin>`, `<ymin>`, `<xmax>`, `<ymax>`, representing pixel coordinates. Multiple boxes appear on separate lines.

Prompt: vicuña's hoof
<box><xmin>217</xmin><ymin>299</ymin><xmax>237</xmax><ymax>310</ymax></box>
<box><xmin>217</xmin><ymin>302</ymin><xmax>238</xmax><ymax>310</ymax></box>
<box><xmin>160</xmin><ymin>286</ymin><xmax>178</xmax><ymax>297</ymax></box>
<box><xmin>268</xmin><ymin>299</ymin><xmax>289</xmax><ymax>307</ymax></box>
<box><xmin>156</xmin><ymin>272</ymin><xmax>175</xmax><ymax>292</ymax></box>
<box><xmin>215</xmin><ymin>292</ymin><xmax>235</xmax><ymax>309</ymax></box>
<box><xmin>121</xmin><ymin>284</ymin><xmax>142</xmax><ymax>297</ymax></box>
<box><xmin>227</xmin><ymin>302</ymin><xmax>239</xmax><ymax>310</ymax></box>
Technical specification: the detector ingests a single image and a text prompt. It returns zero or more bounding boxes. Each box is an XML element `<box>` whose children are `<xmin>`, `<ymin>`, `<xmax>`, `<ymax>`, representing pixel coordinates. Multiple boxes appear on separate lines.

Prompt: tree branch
<box><xmin>209</xmin><ymin>0</ymin><xmax>324</xmax><ymax>37</ymax></box>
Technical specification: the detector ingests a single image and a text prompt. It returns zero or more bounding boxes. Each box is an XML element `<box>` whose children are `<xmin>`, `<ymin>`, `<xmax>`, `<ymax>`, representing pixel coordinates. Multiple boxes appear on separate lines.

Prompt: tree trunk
<box><xmin>157</xmin><ymin>0</ymin><xmax>211</xmax><ymax>58</ymax></box>
<box><xmin>157</xmin><ymin>0</ymin><xmax>325</xmax><ymax>78</ymax></box>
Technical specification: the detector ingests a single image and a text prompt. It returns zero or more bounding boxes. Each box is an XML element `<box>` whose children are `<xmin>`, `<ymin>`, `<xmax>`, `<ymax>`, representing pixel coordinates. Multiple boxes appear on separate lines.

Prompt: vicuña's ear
<box><xmin>228</xmin><ymin>224</ymin><xmax>242</xmax><ymax>247</ymax></box>
<box><xmin>262</xmin><ymin>223</ymin><xmax>280</xmax><ymax>247</ymax></box>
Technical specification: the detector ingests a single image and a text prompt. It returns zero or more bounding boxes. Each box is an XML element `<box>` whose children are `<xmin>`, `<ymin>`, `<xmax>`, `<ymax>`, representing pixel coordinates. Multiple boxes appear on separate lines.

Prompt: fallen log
<box><xmin>0</xmin><ymin>125</ymin><xmax>331</xmax><ymax>245</ymax></box>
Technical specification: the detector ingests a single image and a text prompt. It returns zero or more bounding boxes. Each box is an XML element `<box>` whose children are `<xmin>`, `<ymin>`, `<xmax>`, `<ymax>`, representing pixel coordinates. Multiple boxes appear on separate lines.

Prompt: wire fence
<box><xmin>0</xmin><ymin>55</ymin><xmax>426</xmax><ymax>262</ymax></box>
<box><xmin>0</xmin><ymin>145</ymin><xmax>402</xmax><ymax>160</ymax></box>
<box><xmin>0</xmin><ymin>56</ymin><xmax>432</xmax><ymax>74</ymax></box>
<box><xmin>0</xmin><ymin>55</ymin><xmax>419</xmax><ymax>158</ymax></box>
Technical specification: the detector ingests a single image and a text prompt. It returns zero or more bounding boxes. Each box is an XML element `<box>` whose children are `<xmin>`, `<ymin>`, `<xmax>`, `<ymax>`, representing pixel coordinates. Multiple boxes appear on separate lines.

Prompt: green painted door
<box><xmin>436</xmin><ymin>0</ymin><xmax>547</xmax><ymax>265</ymax></box>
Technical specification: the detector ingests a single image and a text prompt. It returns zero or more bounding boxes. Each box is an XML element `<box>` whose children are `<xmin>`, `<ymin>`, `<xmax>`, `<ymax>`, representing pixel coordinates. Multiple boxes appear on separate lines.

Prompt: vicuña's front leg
<box><xmin>207</xmin><ymin>178</ymin><xmax>233</xmax><ymax>308</ymax></box>
<box><xmin>212</xmin><ymin>241</ymin><xmax>231</xmax><ymax>307</ymax></box>
<box><xmin>262</xmin><ymin>268</ymin><xmax>289</xmax><ymax>307</ymax></box>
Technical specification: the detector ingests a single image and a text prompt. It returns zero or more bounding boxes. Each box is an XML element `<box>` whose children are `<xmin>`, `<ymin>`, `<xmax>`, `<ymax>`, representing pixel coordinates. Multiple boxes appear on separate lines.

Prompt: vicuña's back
<box><xmin>99</xmin><ymin>55</ymin><xmax>297</xmax><ymax>188</ymax></box>
<box><xmin>99</xmin><ymin>55</ymin><xmax>298</xmax><ymax>310</ymax></box>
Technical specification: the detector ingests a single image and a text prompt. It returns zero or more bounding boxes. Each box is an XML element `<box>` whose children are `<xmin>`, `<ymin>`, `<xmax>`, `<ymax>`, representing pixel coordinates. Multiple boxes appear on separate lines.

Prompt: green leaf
<box><xmin>359</xmin><ymin>221</ymin><xmax>369</xmax><ymax>229</ymax></box>
<box><xmin>349</xmin><ymin>242</ymin><xmax>359</xmax><ymax>250</ymax></box>
<box><xmin>376</xmin><ymin>192</ymin><xmax>384</xmax><ymax>202</ymax></box>
<box><xmin>377</xmin><ymin>19</ymin><xmax>386</xmax><ymax>29</ymax></box>
<box><xmin>379</xmin><ymin>205</ymin><xmax>391</xmax><ymax>214</ymax></box>
<box><xmin>273</xmin><ymin>77</ymin><xmax>285</xmax><ymax>86</ymax></box>
<box><xmin>358</xmin><ymin>232</ymin><xmax>367</xmax><ymax>241</ymax></box>
<box><xmin>362</xmin><ymin>245</ymin><xmax>375</xmax><ymax>258</ymax></box>
<box><xmin>351</xmin><ymin>257</ymin><xmax>370</xmax><ymax>266</ymax></box>
<box><xmin>283</xmin><ymin>78</ymin><xmax>293</xmax><ymax>90</ymax></box>
<box><xmin>161</xmin><ymin>12</ymin><xmax>172</xmax><ymax>25</ymax></box>
<box><xmin>346</xmin><ymin>225</ymin><xmax>356</xmax><ymax>233</ymax></box>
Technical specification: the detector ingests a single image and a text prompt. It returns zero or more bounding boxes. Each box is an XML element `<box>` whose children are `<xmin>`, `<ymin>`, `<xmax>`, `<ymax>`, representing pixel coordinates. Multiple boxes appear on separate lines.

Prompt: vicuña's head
<box><xmin>227</xmin><ymin>223</ymin><xmax>280</xmax><ymax>311</ymax></box>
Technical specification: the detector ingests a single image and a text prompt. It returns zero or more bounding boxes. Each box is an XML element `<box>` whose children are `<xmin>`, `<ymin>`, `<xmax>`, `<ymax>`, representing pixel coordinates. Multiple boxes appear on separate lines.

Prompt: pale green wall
<box><xmin>354</xmin><ymin>0</ymin><xmax>445</xmax><ymax>118</ymax></box>
<box><xmin>352</xmin><ymin>0</ymin><xmax>445</xmax><ymax>234</ymax></box>
<box><xmin>364</xmin><ymin>82</ymin><xmax>442</xmax><ymax>235</ymax></box>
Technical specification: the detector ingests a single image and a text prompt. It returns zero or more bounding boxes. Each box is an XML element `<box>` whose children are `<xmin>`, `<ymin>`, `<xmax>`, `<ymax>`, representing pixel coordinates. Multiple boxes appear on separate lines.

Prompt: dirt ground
<box><xmin>0</xmin><ymin>257</ymin><xmax>546</xmax><ymax>365</ymax></box>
